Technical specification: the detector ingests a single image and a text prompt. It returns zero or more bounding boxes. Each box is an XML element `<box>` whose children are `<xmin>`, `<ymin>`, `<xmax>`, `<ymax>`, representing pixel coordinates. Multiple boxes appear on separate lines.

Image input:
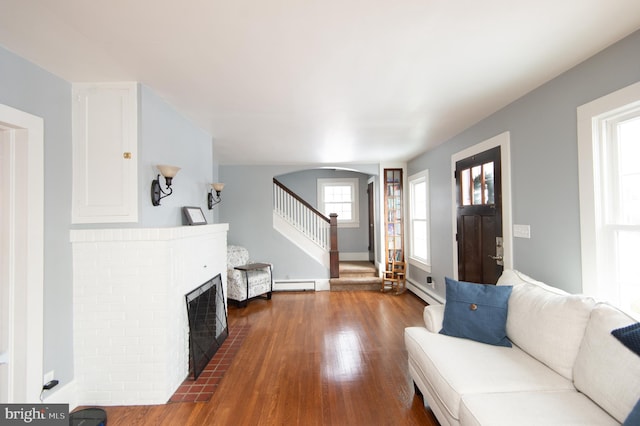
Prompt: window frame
<box><xmin>317</xmin><ymin>178</ymin><xmax>360</xmax><ymax>228</ymax></box>
<box><xmin>577</xmin><ymin>80</ymin><xmax>640</xmax><ymax>318</ymax></box>
<box><xmin>408</xmin><ymin>170</ymin><xmax>431</xmax><ymax>272</ymax></box>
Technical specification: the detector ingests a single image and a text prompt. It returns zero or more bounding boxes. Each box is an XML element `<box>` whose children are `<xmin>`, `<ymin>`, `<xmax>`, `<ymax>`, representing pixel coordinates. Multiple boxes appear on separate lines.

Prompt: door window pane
<box><xmin>461</xmin><ymin>169</ymin><xmax>471</xmax><ymax>206</ymax></box>
<box><xmin>484</xmin><ymin>162</ymin><xmax>495</xmax><ymax>204</ymax></box>
<box><xmin>472</xmin><ymin>165</ymin><xmax>482</xmax><ymax>204</ymax></box>
<box><xmin>460</xmin><ymin>162</ymin><xmax>495</xmax><ymax>206</ymax></box>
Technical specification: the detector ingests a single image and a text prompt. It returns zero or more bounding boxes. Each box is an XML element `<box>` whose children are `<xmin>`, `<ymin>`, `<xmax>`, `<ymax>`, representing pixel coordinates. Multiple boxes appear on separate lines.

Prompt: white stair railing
<box><xmin>273</xmin><ymin>179</ymin><xmax>330</xmax><ymax>250</ymax></box>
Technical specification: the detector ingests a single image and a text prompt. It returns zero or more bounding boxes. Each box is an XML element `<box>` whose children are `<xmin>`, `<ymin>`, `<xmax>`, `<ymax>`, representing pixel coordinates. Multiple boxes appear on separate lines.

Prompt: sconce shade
<box><xmin>157</xmin><ymin>164</ymin><xmax>181</xmax><ymax>178</ymax></box>
<box><xmin>208</xmin><ymin>182</ymin><xmax>224</xmax><ymax>209</ymax></box>
<box><xmin>151</xmin><ymin>164</ymin><xmax>181</xmax><ymax>206</ymax></box>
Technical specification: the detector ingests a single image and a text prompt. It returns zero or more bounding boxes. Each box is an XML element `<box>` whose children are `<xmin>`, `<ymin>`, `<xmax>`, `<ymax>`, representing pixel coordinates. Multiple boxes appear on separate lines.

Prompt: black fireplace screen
<box><xmin>185</xmin><ymin>273</ymin><xmax>228</xmax><ymax>379</ymax></box>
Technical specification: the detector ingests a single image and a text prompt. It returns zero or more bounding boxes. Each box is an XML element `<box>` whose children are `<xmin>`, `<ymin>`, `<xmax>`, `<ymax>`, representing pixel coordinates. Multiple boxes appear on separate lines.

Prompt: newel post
<box><xmin>329</xmin><ymin>213</ymin><xmax>339</xmax><ymax>278</ymax></box>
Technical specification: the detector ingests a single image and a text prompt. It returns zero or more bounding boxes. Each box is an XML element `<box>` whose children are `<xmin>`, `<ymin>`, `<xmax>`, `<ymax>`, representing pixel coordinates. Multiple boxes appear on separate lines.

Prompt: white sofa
<box><xmin>404</xmin><ymin>270</ymin><xmax>640</xmax><ymax>426</ymax></box>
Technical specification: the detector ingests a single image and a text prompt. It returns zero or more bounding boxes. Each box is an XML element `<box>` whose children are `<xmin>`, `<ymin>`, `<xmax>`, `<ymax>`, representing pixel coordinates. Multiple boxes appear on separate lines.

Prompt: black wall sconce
<box><xmin>151</xmin><ymin>164</ymin><xmax>181</xmax><ymax>206</ymax></box>
<box><xmin>208</xmin><ymin>183</ymin><xmax>225</xmax><ymax>209</ymax></box>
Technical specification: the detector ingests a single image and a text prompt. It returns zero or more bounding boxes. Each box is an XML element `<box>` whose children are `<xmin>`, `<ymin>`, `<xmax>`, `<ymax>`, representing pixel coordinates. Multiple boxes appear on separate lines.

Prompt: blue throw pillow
<box><xmin>612</xmin><ymin>322</ymin><xmax>640</xmax><ymax>357</ymax></box>
<box><xmin>624</xmin><ymin>398</ymin><xmax>640</xmax><ymax>426</ymax></box>
<box><xmin>440</xmin><ymin>277</ymin><xmax>512</xmax><ymax>347</ymax></box>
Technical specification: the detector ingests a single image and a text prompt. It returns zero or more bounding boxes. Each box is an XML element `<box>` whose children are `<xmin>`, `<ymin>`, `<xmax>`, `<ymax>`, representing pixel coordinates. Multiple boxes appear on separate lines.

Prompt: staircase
<box><xmin>330</xmin><ymin>261</ymin><xmax>380</xmax><ymax>291</ymax></box>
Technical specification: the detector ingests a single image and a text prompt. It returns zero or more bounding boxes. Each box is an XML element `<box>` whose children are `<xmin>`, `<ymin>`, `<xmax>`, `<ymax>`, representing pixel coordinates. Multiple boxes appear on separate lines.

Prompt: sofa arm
<box><xmin>423</xmin><ymin>304</ymin><xmax>445</xmax><ymax>332</ymax></box>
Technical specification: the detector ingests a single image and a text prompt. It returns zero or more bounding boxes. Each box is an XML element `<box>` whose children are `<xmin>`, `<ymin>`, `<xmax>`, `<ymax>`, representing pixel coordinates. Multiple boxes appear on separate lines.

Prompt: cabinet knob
<box><xmin>123</xmin><ymin>152</ymin><xmax>132</xmax><ymax>159</ymax></box>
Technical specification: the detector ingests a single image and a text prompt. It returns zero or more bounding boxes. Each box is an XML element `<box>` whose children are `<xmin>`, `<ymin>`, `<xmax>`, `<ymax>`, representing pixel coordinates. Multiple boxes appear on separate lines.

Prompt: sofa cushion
<box><xmin>440</xmin><ymin>277</ymin><xmax>512</xmax><ymax>347</ymax></box>
<box><xmin>405</xmin><ymin>326</ymin><xmax>574</xmax><ymax>422</ymax></box>
<box><xmin>459</xmin><ymin>391</ymin><xmax>619</xmax><ymax>426</ymax></box>
<box><xmin>574</xmin><ymin>303</ymin><xmax>640</xmax><ymax>424</ymax></box>
<box><xmin>498</xmin><ymin>277</ymin><xmax>595</xmax><ymax>380</ymax></box>
<box><xmin>497</xmin><ymin>269</ymin><xmax>553</xmax><ymax>290</ymax></box>
<box><xmin>612</xmin><ymin>322</ymin><xmax>640</xmax><ymax>357</ymax></box>
<box><xmin>423</xmin><ymin>304</ymin><xmax>445</xmax><ymax>333</ymax></box>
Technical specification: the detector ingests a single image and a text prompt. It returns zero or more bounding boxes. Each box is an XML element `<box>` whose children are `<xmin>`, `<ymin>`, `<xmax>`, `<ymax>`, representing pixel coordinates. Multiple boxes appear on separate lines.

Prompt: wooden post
<box><xmin>329</xmin><ymin>213</ymin><xmax>339</xmax><ymax>278</ymax></box>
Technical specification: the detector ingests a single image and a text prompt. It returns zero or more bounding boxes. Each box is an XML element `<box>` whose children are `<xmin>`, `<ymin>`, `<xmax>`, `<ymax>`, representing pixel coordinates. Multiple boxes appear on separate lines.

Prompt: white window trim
<box><xmin>577</xmin><ymin>80</ymin><xmax>640</xmax><ymax>306</ymax></box>
<box><xmin>408</xmin><ymin>170</ymin><xmax>431</xmax><ymax>272</ymax></box>
<box><xmin>317</xmin><ymin>178</ymin><xmax>360</xmax><ymax>228</ymax></box>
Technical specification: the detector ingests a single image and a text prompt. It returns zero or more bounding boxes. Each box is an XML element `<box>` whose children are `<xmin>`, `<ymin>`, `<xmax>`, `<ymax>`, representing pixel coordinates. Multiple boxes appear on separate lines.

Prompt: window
<box><xmin>408</xmin><ymin>170</ymin><xmax>430</xmax><ymax>271</ymax></box>
<box><xmin>317</xmin><ymin>178</ymin><xmax>359</xmax><ymax>227</ymax></box>
<box><xmin>578</xmin><ymin>81</ymin><xmax>640</xmax><ymax>318</ymax></box>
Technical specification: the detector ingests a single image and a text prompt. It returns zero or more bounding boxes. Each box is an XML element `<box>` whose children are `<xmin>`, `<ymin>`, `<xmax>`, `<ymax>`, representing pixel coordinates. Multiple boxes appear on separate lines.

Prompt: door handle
<box><xmin>488</xmin><ymin>255</ymin><xmax>503</xmax><ymax>261</ymax></box>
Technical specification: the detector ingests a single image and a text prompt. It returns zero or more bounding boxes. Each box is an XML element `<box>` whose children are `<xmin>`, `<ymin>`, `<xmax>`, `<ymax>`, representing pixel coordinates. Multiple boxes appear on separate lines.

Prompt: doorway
<box><xmin>0</xmin><ymin>104</ymin><xmax>44</xmax><ymax>403</ymax></box>
<box><xmin>451</xmin><ymin>132</ymin><xmax>513</xmax><ymax>283</ymax></box>
<box><xmin>367</xmin><ymin>180</ymin><xmax>375</xmax><ymax>263</ymax></box>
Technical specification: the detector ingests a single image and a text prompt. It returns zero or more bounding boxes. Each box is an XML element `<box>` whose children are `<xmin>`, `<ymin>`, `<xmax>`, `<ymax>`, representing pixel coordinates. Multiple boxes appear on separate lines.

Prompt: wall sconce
<box><xmin>208</xmin><ymin>183</ymin><xmax>225</xmax><ymax>209</ymax></box>
<box><xmin>151</xmin><ymin>164</ymin><xmax>181</xmax><ymax>206</ymax></box>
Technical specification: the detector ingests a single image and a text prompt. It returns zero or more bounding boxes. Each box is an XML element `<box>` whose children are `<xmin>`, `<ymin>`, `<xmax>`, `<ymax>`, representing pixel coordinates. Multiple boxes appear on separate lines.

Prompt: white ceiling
<box><xmin>1</xmin><ymin>1</ymin><xmax>640</xmax><ymax>165</ymax></box>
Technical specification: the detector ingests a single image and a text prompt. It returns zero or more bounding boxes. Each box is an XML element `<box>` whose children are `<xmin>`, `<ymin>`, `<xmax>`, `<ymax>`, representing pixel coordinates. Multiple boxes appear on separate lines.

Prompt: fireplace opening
<box><xmin>185</xmin><ymin>273</ymin><xmax>228</xmax><ymax>379</ymax></box>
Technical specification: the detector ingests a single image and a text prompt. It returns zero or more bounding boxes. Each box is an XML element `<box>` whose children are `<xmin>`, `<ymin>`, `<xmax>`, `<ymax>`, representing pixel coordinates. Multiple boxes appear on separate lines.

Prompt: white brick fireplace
<box><xmin>70</xmin><ymin>224</ymin><xmax>228</xmax><ymax>406</ymax></box>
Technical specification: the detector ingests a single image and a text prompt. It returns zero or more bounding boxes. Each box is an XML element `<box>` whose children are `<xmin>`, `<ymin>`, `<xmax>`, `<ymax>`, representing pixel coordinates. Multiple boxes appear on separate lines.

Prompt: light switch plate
<box><xmin>513</xmin><ymin>224</ymin><xmax>531</xmax><ymax>239</ymax></box>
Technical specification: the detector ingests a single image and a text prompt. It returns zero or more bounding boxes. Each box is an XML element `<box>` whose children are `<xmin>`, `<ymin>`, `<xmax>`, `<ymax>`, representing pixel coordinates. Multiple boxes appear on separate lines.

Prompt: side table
<box><xmin>233</xmin><ymin>263</ymin><xmax>273</xmax><ymax>307</ymax></box>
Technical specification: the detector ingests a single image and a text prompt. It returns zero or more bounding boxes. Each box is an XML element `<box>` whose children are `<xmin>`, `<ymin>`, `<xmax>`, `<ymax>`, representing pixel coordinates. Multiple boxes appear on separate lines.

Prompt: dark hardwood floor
<box><xmin>100</xmin><ymin>291</ymin><xmax>440</xmax><ymax>425</ymax></box>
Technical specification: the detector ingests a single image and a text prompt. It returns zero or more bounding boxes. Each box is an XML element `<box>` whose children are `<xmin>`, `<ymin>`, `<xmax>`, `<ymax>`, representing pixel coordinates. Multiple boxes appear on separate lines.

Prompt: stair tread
<box><xmin>331</xmin><ymin>276</ymin><xmax>380</xmax><ymax>283</ymax></box>
<box><xmin>330</xmin><ymin>274</ymin><xmax>381</xmax><ymax>291</ymax></box>
<box><xmin>339</xmin><ymin>261</ymin><xmax>376</xmax><ymax>273</ymax></box>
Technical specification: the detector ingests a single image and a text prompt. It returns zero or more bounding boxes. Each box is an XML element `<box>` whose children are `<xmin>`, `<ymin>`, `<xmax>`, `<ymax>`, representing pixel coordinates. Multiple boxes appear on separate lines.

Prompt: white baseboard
<box><xmin>273</xmin><ymin>280</ymin><xmax>315</xmax><ymax>291</ymax></box>
<box><xmin>41</xmin><ymin>379</ymin><xmax>79</xmax><ymax>411</ymax></box>
<box><xmin>407</xmin><ymin>279</ymin><xmax>444</xmax><ymax>305</ymax></box>
<box><xmin>315</xmin><ymin>279</ymin><xmax>330</xmax><ymax>291</ymax></box>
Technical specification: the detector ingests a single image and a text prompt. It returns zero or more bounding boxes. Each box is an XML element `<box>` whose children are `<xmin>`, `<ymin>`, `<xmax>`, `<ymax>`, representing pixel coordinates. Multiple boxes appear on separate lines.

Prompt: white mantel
<box><xmin>70</xmin><ymin>224</ymin><xmax>228</xmax><ymax>406</ymax></box>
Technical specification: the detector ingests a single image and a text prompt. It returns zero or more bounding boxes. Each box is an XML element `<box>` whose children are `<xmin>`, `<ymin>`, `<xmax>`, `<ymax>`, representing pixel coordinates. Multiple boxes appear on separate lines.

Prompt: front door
<box><xmin>455</xmin><ymin>146</ymin><xmax>503</xmax><ymax>284</ymax></box>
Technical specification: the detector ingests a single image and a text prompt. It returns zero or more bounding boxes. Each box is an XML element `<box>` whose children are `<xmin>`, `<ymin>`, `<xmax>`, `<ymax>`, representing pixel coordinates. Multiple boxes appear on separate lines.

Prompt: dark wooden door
<box><xmin>456</xmin><ymin>146</ymin><xmax>503</xmax><ymax>284</ymax></box>
<box><xmin>368</xmin><ymin>181</ymin><xmax>375</xmax><ymax>263</ymax></box>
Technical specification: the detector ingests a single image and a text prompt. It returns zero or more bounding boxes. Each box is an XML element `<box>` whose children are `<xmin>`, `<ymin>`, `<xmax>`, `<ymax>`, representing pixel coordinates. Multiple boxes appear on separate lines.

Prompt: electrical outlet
<box><xmin>426</xmin><ymin>276</ymin><xmax>435</xmax><ymax>289</ymax></box>
<box><xmin>44</xmin><ymin>370</ymin><xmax>54</xmax><ymax>384</ymax></box>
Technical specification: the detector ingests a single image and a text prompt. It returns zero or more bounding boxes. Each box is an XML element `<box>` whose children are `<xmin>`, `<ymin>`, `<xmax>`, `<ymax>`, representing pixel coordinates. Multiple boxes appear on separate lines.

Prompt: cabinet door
<box><xmin>72</xmin><ymin>82</ymin><xmax>138</xmax><ymax>223</ymax></box>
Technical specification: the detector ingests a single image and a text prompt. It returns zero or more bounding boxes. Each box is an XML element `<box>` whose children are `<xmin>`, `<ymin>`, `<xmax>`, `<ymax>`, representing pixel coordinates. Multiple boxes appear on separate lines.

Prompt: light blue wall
<box><xmin>0</xmin><ymin>44</ymin><xmax>218</xmax><ymax>395</ymax></box>
<box><xmin>408</xmin><ymin>29</ymin><xmax>640</xmax><ymax>297</ymax></box>
<box><xmin>276</xmin><ymin>168</ymin><xmax>372</xmax><ymax>254</ymax></box>
<box><xmin>138</xmin><ymin>85</ymin><xmax>215</xmax><ymax>227</ymax></box>
<box><xmin>1</xmin><ymin>45</ymin><xmax>75</xmax><ymax>391</ymax></box>
<box><xmin>219</xmin><ymin>165</ymin><xmax>327</xmax><ymax>280</ymax></box>
<box><xmin>219</xmin><ymin>164</ymin><xmax>378</xmax><ymax>280</ymax></box>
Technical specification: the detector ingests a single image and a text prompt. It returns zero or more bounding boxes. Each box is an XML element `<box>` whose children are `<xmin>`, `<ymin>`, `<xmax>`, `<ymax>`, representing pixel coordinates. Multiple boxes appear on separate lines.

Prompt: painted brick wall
<box><xmin>71</xmin><ymin>224</ymin><xmax>228</xmax><ymax>406</ymax></box>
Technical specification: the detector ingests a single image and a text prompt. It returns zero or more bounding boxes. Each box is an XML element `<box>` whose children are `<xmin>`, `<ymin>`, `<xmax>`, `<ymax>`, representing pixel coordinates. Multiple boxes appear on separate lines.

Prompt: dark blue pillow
<box><xmin>612</xmin><ymin>322</ymin><xmax>640</xmax><ymax>357</ymax></box>
<box><xmin>624</xmin><ymin>398</ymin><xmax>640</xmax><ymax>426</ymax></box>
<box><xmin>440</xmin><ymin>277</ymin><xmax>512</xmax><ymax>347</ymax></box>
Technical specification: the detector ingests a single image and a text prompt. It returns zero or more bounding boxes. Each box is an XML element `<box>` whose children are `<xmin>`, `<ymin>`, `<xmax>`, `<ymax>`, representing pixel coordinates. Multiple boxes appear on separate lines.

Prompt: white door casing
<box><xmin>0</xmin><ymin>104</ymin><xmax>44</xmax><ymax>403</ymax></box>
<box><xmin>451</xmin><ymin>132</ymin><xmax>513</xmax><ymax>278</ymax></box>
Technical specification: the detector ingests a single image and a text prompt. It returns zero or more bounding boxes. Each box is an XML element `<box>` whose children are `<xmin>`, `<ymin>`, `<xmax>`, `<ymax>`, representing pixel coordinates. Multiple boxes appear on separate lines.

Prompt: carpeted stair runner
<box><xmin>330</xmin><ymin>261</ymin><xmax>380</xmax><ymax>291</ymax></box>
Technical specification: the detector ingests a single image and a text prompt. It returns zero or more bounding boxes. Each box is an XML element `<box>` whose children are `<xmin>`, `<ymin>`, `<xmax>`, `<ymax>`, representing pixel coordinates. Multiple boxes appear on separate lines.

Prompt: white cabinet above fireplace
<box><xmin>71</xmin><ymin>82</ymin><xmax>138</xmax><ymax>224</ymax></box>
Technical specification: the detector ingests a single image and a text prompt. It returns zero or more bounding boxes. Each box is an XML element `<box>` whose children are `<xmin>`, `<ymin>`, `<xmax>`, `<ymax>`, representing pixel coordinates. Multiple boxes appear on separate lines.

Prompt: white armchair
<box><xmin>227</xmin><ymin>245</ymin><xmax>273</xmax><ymax>307</ymax></box>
